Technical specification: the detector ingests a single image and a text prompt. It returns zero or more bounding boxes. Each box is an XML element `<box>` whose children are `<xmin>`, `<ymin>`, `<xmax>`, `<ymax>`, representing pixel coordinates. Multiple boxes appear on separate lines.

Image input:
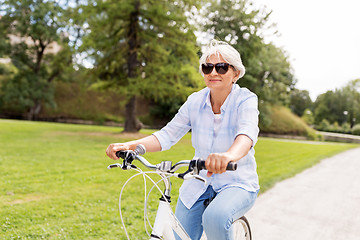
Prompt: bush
<box><xmin>260</xmin><ymin>105</ymin><xmax>317</xmax><ymax>140</ymax></box>
<box><xmin>352</xmin><ymin>124</ymin><xmax>360</xmax><ymax>136</ymax></box>
<box><xmin>317</xmin><ymin>119</ymin><xmax>330</xmax><ymax>131</ymax></box>
<box><xmin>39</xmin><ymin>82</ymin><xmax>126</xmax><ymax>122</ymax></box>
<box><xmin>329</xmin><ymin>121</ymin><xmax>342</xmax><ymax>133</ymax></box>
<box><xmin>316</xmin><ymin>119</ymin><xmax>359</xmax><ymax>135</ymax></box>
<box><xmin>258</xmin><ymin>101</ymin><xmax>272</xmax><ymax>129</ymax></box>
<box><xmin>301</xmin><ymin>109</ymin><xmax>314</xmax><ymax>125</ymax></box>
<box><xmin>342</xmin><ymin>122</ymin><xmax>352</xmax><ymax>134</ymax></box>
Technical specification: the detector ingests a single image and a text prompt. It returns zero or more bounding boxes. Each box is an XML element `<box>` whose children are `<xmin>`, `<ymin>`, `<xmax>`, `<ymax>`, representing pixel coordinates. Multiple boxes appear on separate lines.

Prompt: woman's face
<box><xmin>203</xmin><ymin>54</ymin><xmax>239</xmax><ymax>92</ymax></box>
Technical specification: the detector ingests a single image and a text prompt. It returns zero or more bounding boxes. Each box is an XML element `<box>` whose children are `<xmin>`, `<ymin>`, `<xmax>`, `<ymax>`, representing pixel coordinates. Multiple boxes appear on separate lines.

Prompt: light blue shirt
<box><xmin>153</xmin><ymin>84</ymin><xmax>260</xmax><ymax>209</ymax></box>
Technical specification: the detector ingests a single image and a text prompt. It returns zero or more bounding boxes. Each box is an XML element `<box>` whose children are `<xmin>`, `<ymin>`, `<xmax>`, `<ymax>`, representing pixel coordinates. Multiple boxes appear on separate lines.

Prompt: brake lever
<box><xmin>107</xmin><ymin>163</ymin><xmax>122</xmax><ymax>169</ymax></box>
<box><xmin>107</xmin><ymin>163</ymin><xmax>136</xmax><ymax>170</ymax></box>
<box><xmin>180</xmin><ymin>172</ymin><xmax>207</xmax><ymax>185</ymax></box>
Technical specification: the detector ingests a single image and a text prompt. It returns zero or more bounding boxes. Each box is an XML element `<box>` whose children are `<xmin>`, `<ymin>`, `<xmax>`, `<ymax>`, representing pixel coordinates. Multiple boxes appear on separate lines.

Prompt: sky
<box><xmin>255</xmin><ymin>0</ymin><xmax>360</xmax><ymax>100</ymax></box>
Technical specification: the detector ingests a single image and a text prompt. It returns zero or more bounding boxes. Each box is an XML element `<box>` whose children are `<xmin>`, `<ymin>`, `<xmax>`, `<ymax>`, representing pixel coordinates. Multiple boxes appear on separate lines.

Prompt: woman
<box><xmin>106</xmin><ymin>39</ymin><xmax>259</xmax><ymax>240</ymax></box>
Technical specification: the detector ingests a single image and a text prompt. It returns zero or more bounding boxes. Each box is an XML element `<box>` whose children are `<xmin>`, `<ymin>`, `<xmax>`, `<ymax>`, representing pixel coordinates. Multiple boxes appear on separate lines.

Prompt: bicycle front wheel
<box><xmin>232</xmin><ymin>216</ymin><xmax>252</xmax><ymax>240</ymax></box>
<box><xmin>200</xmin><ymin>216</ymin><xmax>251</xmax><ymax>240</ymax></box>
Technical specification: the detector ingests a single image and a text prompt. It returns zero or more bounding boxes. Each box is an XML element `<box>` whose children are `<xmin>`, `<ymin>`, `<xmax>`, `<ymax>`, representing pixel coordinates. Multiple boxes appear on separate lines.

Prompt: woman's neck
<box><xmin>210</xmin><ymin>86</ymin><xmax>232</xmax><ymax>114</ymax></box>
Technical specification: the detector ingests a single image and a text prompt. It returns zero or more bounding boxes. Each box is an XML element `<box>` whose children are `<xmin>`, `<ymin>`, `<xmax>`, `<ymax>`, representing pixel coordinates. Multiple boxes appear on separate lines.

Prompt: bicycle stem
<box><xmin>159</xmin><ymin>173</ymin><xmax>172</xmax><ymax>200</ymax></box>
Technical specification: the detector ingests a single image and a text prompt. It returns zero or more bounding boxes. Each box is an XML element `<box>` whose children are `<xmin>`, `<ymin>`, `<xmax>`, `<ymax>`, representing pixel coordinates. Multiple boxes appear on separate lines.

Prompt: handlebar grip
<box><xmin>197</xmin><ymin>159</ymin><xmax>237</xmax><ymax>171</ymax></box>
<box><xmin>115</xmin><ymin>145</ymin><xmax>146</xmax><ymax>160</ymax></box>
<box><xmin>226</xmin><ymin>162</ymin><xmax>237</xmax><ymax>170</ymax></box>
<box><xmin>116</xmin><ymin>150</ymin><xmax>128</xmax><ymax>159</ymax></box>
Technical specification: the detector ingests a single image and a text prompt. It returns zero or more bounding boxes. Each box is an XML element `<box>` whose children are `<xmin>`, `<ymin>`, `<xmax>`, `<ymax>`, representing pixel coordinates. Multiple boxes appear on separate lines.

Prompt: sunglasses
<box><xmin>201</xmin><ymin>62</ymin><xmax>233</xmax><ymax>75</ymax></box>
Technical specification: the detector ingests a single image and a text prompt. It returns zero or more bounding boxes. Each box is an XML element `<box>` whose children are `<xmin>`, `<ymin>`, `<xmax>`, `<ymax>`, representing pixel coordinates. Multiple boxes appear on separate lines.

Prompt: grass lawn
<box><xmin>1</xmin><ymin>119</ymin><xmax>358</xmax><ymax>239</ymax></box>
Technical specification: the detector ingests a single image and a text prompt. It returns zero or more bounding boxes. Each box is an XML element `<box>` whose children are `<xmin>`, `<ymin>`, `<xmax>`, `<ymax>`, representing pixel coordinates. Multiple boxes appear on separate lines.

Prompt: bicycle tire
<box><xmin>233</xmin><ymin>216</ymin><xmax>252</xmax><ymax>240</ymax></box>
<box><xmin>200</xmin><ymin>216</ymin><xmax>251</xmax><ymax>240</ymax></box>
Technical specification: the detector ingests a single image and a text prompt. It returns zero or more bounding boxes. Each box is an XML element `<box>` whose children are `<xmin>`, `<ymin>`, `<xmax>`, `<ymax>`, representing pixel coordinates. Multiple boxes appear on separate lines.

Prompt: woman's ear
<box><xmin>233</xmin><ymin>70</ymin><xmax>241</xmax><ymax>83</ymax></box>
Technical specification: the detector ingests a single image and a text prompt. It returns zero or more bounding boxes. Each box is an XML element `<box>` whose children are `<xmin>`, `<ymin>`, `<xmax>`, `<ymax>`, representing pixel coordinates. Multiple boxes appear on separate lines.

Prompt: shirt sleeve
<box><xmin>235</xmin><ymin>94</ymin><xmax>260</xmax><ymax>147</ymax></box>
<box><xmin>152</xmin><ymin>98</ymin><xmax>192</xmax><ymax>151</ymax></box>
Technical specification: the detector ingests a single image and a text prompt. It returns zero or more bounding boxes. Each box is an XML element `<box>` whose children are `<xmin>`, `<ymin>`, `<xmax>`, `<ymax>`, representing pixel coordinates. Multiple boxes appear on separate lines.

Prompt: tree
<box><xmin>79</xmin><ymin>0</ymin><xmax>203</xmax><ymax>132</ymax></box>
<box><xmin>313</xmin><ymin>80</ymin><xmax>360</xmax><ymax>128</ymax></box>
<box><xmin>256</xmin><ymin>43</ymin><xmax>295</xmax><ymax>105</ymax></box>
<box><xmin>289</xmin><ymin>89</ymin><xmax>313</xmax><ymax>116</ymax></box>
<box><xmin>342</xmin><ymin>79</ymin><xmax>360</xmax><ymax>127</ymax></box>
<box><xmin>313</xmin><ymin>90</ymin><xmax>345</xmax><ymax>125</ymax></box>
<box><xmin>0</xmin><ymin>0</ymin><xmax>73</xmax><ymax>120</ymax></box>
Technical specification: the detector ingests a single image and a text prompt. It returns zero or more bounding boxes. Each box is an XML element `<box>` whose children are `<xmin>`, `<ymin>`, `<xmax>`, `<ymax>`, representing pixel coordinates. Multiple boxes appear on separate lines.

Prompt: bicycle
<box><xmin>107</xmin><ymin>144</ymin><xmax>252</xmax><ymax>240</ymax></box>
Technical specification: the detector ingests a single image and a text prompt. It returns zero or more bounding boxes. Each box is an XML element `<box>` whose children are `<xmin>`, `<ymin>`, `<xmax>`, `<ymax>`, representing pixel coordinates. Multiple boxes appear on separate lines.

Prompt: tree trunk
<box><xmin>124</xmin><ymin>96</ymin><xmax>142</xmax><ymax>132</ymax></box>
<box><xmin>123</xmin><ymin>0</ymin><xmax>142</xmax><ymax>132</ymax></box>
<box><xmin>26</xmin><ymin>101</ymin><xmax>42</xmax><ymax>120</ymax></box>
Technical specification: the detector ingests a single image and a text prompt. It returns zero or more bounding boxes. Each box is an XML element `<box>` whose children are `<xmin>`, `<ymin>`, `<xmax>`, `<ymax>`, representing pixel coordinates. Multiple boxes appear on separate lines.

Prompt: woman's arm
<box><xmin>106</xmin><ymin>135</ymin><xmax>161</xmax><ymax>160</ymax></box>
<box><xmin>106</xmin><ymin>92</ymin><xmax>194</xmax><ymax>161</ymax></box>
<box><xmin>205</xmin><ymin>134</ymin><xmax>252</xmax><ymax>177</ymax></box>
<box><xmin>226</xmin><ymin>134</ymin><xmax>253</xmax><ymax>160</ymax></box>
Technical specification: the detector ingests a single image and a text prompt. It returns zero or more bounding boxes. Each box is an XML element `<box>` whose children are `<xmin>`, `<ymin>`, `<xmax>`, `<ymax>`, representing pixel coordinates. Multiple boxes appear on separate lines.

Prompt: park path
<box><xmin>246</xmin><ymin>147</ymin><xmax>360</xmax><ymax>240</ymax></box>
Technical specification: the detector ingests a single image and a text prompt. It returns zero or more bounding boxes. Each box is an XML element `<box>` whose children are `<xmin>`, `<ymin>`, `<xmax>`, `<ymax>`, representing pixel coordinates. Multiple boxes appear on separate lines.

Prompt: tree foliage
<box><xmin>0</xmin><ymin>0</ymin><xmax>72</xmax><ymax>119</ymax></box>
<box><xmin>313</xmin><ymin>79</ymin><xmax>360</xmax><ymax>128</ymax></box>
<box><xmin>289</xmin><ymin>89</ymin><xmax>313</xmax><ymax>116</ymax></box>
<box><xmin>256</xmin><ymin>43</ymin><xmax>295</xmax><ymax>105</ymax></box>
<box><xmin>79</xmin><ymin>0</ymin><xmax>203</xmax><ymax>132</ymax></box>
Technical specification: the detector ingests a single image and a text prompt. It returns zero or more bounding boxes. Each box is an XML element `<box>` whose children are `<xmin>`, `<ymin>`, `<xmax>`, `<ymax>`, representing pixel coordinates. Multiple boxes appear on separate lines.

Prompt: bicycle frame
<box><xmin>150</xmin><ymin>187</ymin><xmax>191</xmax><ymax>239</ymax></box>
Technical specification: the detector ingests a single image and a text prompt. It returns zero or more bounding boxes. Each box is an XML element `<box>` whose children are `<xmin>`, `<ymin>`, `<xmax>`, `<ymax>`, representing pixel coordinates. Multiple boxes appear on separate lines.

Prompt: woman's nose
<box><xmin>209</xmin><ymin>66</ymin><xmax>218</xmax><ymax>75</ymax></box>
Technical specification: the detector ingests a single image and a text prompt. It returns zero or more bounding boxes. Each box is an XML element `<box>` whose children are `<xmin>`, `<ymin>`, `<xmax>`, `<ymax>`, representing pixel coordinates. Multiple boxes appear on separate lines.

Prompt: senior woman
<box><xmin>106</xmin><ymin>39</ymin><xmax>260</xmax><ymax>240</ymax></box>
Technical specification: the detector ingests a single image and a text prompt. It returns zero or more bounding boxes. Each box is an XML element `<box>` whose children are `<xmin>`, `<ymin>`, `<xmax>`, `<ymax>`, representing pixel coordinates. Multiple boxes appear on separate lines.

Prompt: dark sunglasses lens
<box><xmin>202</xmin><ymin>64</ymin><xmax>214</xmax><ymax>74</ymax></box>
<box><xmin>215</xmin><ymin>63</ymin><xmax>229</xmax><ymax>74</ymax></box>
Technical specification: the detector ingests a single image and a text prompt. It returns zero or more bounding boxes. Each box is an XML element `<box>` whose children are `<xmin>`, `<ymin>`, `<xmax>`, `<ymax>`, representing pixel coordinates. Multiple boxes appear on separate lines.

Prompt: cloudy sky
<box><xmin>256</xmin><ymin>0</ymin><xmax>360</xmax><ymax>100</ymax></box>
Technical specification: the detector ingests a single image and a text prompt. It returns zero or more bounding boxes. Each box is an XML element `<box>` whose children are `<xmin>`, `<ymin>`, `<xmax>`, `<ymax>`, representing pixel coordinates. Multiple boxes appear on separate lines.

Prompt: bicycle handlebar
<box><xmin>110</xmin><ymin>144</ymin><xmax>237</xmax><ymax>174</ymax></box>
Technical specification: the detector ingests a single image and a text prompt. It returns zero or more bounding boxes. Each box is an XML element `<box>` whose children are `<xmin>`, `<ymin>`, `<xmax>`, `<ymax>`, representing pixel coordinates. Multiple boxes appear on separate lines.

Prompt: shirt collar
<box><xmin>203</xmin><ymin>84</ymin><xmax>237</xmax><ymax>113</ymax></box>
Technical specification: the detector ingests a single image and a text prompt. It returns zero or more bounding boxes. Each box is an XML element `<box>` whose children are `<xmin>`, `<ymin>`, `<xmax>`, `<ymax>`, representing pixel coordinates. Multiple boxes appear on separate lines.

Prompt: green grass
<box><xmin>0</xmin><ymin>119</ymin><xmax>358</xmax><ymax>239</ymax></box>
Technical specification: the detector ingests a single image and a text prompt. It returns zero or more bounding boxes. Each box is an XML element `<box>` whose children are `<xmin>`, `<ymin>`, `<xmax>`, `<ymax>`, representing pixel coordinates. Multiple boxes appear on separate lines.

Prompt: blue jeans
<box><xmin>174</xmin><ymin>185</ymin><xmax>258</xmax><ymax>240</ymax></box>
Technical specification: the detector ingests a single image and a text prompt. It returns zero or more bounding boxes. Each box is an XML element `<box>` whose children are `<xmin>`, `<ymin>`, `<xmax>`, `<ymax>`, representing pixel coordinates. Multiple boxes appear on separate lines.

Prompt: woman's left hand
<box><xmin>205</xmin><ymin>152</ymin><xmax>235</xmax><ymax>177</ymax></box>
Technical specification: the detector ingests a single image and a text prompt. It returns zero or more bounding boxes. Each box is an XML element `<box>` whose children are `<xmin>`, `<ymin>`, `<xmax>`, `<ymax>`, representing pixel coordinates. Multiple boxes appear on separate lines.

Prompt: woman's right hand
<box><xmin>106</xmin><ymin>143</ymin><xmax>132</xmax><ymax>160</ymax></box>
<box><xmin>106</xmin><ymin>135</ymin><xmax>161</xmax><ymax>160</ymax></box>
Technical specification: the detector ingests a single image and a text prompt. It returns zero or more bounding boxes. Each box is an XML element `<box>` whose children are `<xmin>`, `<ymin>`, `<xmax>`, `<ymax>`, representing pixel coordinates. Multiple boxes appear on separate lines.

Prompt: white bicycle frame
<box><xmin>132</xmin><ymin>168</ymin><xmax>206</xmax><ymax>240</ymax></box>
<box><xmin>150</xmin><ymin>197</ymin><xmax>191</xmax><ymax>240</ymax></box>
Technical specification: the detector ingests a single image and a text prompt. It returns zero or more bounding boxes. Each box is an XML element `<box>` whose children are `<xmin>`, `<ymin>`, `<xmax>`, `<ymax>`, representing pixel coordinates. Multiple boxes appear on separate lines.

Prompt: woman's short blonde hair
<box><xmin>199</xmin><ymin>39</ymin><xmax>246</xmax><ymax>81</ymax></box>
